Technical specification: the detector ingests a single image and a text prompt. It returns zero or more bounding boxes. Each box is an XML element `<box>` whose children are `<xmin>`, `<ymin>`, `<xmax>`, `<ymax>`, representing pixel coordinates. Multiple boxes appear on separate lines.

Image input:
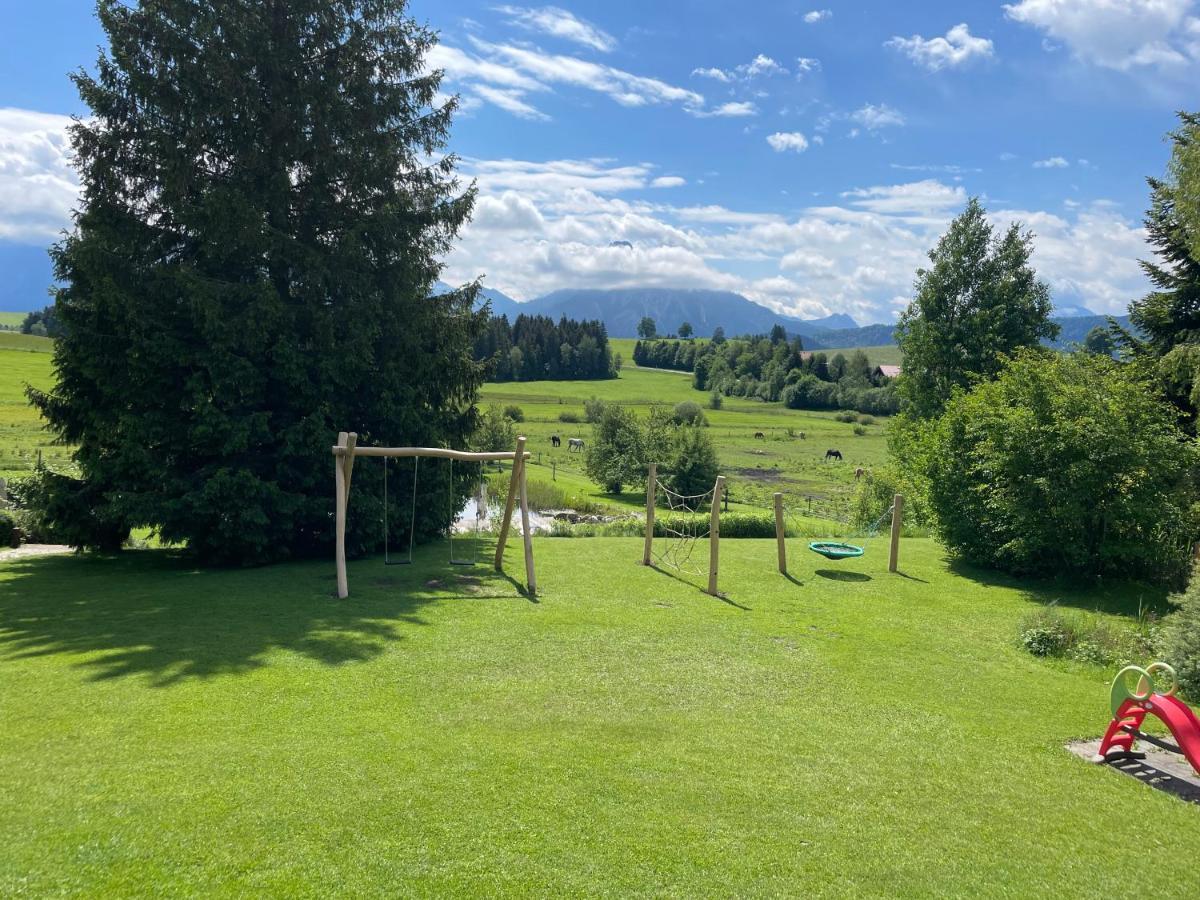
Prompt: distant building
<box><xmin>873</xmin><ymin>364</ymin><xmax>901</xmax><ymax>380</ymax></box>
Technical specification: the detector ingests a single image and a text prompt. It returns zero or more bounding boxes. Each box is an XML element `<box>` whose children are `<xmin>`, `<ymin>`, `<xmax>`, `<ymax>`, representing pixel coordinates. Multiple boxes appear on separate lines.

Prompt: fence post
<box><xmin>774</xmin><ymin>492</ymin><xmax>786</xmax><ymax>574</ymax></box>
<box><xmin>708</xmin><ymin>475</ymin><xmax>725</xmax><ymax>596</ymax></box>
<box><xmin>642</xmin><ymin>463</ymin><xmax>656</xmax><ymax>565</ymax></box>
<box><xmin>888</xmin><ymin>493</ymin><xmax>904</xmax><ymax>573</ymax></box>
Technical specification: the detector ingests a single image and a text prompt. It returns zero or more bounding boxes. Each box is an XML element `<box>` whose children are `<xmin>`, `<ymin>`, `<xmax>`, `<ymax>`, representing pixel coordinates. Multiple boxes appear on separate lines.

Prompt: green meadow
<box><xmin>3</xmin><ymin>537</ymin><xmax>1198</xmax><ymax>895</ymax></box>
<box><xmin>0</xmin><ymin>331</ymin><xmax>64</xmax><ymax>480</ymax></box>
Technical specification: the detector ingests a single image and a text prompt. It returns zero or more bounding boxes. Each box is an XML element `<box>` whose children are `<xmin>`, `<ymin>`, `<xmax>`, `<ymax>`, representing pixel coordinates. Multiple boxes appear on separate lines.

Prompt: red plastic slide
<box><xmin>1097</xmin><ymin>664</ymin><xmax>1200</xmax><ymax>773</ymax></box>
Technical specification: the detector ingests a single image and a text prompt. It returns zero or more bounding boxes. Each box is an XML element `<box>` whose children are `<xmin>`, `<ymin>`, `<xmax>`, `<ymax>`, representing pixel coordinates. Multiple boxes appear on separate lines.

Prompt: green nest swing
<box><xmin>808</xmin><ymin>541</ymin><xmax>865</xmax><ymax>561</ymax></box>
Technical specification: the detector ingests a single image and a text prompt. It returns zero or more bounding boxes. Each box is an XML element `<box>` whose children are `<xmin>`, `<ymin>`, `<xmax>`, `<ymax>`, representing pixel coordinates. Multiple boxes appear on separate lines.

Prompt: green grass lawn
<box><xmin>0</xmin><ymin>334</ymin><xmax>66</xmax><ymax>480</ymax></box>
<box><xmin>2</xmin><ymin>537</ymin><xmax>1198</xmax><ymax>895</ymax></box>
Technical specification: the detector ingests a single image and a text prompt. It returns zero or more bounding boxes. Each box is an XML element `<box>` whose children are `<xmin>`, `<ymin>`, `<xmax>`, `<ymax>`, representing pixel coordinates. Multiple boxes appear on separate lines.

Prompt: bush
<box><xmin>558</xmin><ymin>411</ymin><xmax>582</xmax><ymax>423</ymax></box>
<box><xmin>8</xmin><ymin>466</ymin><xmax>129</xmax><ymax>551</ymax></box>
<box><xmin>0</xmin><ymin>509</ymin><xmax>18</xmax><ymax>548</ymax></box>
<box><xmin>849</xmin><ymin>465</ymin><xmax>929</xmax><ymax>532</ymax></box>
<box><xmin>672</xmin><ymin>400</ymin><xmax>707</xmax><ymax>427</ymax></box>
<box><xmin>708</xmin><ymin>390</ymin><xmax>723</xmax><ymax>411</ymax></box>
<box><xmin>1018</xmin><ymin>605</ymin><xmax>1160</xmax><ymax>668</ymax></box>
<box><xmin>1162</xmin><ymin>560</ymin><xmax>1200</xmax><ymax>699</ymax></box>
<box><xmin>916</xmin><ymin>350</ymin><xmax>1200</xmax><ymax>582</ymax></box>
<box><xmin>834</xmin><ymin>411</ymin><xmax>857</xmax><ymax>423</ymax></box>
<box><xmin>472</xmin><ymin>404</ymin><xmax>517</xmax><ymax>453</ymax></box>
<box><xmin>858</xmin><ymin>414</ymin><xmax>875</xmax><ymax>426</ymax></box>
<box><xmin>853</xmin><ymin>425</ymin><xmax>867</xmax><ymax>436</ymax></box>
<box><xmin>585</xmin><ymin>405</ymin><xmax>645</xmax><ymax>493</ymax></box>
<box><xmin>584</xmin><ymin>396</ymin><xmax>607</xmax><ymax>423</ymax></box>
<box><xmin>502</xmin><ymin>404</ymin><xmax>524</xmax><ymax>423</ymax></box>
<box><xmin>663</xmin><ymin>425</ymin><xmax>719</xmax><ymax>499</ymax></box>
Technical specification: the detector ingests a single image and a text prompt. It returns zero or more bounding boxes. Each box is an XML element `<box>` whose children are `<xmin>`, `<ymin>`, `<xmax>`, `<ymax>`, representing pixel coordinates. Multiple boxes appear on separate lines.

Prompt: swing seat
<box><xmin>808</xmin><ymin>541</ymin><xmax>864</xmax><ymax>560</ymax></box>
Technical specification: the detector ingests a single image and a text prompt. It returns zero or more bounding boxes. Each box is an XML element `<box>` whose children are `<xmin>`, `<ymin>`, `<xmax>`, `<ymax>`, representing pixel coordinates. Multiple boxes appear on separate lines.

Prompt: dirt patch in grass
<box><xmin>734</xmin><ymin>467</ymin><xmax>785</xmax><ymax>482</ymax></box>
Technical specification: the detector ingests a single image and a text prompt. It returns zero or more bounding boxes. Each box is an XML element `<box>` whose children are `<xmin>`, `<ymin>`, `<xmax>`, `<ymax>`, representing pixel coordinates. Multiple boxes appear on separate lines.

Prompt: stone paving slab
<box><xmin>1068</xmin><ymin>738</ymin><xmax>1200</xmax><ymax>805</ymax></box>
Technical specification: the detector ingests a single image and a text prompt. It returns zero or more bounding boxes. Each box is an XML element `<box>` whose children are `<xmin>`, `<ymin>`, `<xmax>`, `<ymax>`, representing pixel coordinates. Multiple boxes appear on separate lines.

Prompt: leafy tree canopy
<box><xmin>895</xmin><ymin>197</ymin><xmax>1058</xmax><ymax>419</ymax></box>
<box><xmin>637</xmin><ymin>316</ymin><xmax>657</xmax><ymax>339</ymax></box>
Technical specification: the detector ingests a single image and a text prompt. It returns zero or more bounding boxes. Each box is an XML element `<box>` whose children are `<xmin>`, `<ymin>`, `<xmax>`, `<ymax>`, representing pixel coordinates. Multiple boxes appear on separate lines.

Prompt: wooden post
<box><xmin>642</xmin><ymin>463</ymin><xmax>657</xmax><ymax>565</ymax></box>
<box><xmin>888</xmin><ymin>493</ymin><xmax>904</xmax><ymax>573</ymax></box>
<box><xmin>774</xmin><ymin>492</ymin><xmax>787</xmax><ymax>574</ymax></box>
<box><xmin>334</xmin><ymin>432</ymin><xmax>350</xmax><ymax>599</ymax></box>
<box><xmin>519</xmin><ymin>452</ymin><xmax>536</xmax><ymax>594</ymax></box>
<box><xmin>708</xmin><ymin>475</ymin><xmax>725</xmax><ymax>596</ymax></box>
<box><xmin>494</xmin><ymin>435</ymin><xmax>526</xmax><ymax>570</ymax></box>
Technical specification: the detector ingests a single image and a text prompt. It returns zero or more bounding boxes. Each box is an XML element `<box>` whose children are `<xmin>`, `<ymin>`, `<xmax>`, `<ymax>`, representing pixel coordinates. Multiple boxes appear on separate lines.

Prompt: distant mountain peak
<box><xmin>801</xmin><ymin>312</ymin><xmax>858</xmax><ymax>331</ymax></box>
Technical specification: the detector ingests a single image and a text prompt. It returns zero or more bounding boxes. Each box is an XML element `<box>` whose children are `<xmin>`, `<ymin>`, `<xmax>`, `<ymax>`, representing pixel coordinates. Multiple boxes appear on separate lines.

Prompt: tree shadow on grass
<box><xmin>945</xmin><ymin>556</ymin><xmax>1172</xmax><ymax>618</ymax></box>
<box><xmin>0</xmin><ymin>541</ymin><xmax>527</xmax><ymax>686</ymax></box>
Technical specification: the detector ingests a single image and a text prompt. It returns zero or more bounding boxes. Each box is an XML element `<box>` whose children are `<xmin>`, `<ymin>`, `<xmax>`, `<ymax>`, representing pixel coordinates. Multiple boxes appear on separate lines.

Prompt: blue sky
<box><xmin>3</xmin><ymin>1</ymin><xmax>1199</xmax><ymax>321</ymax></box>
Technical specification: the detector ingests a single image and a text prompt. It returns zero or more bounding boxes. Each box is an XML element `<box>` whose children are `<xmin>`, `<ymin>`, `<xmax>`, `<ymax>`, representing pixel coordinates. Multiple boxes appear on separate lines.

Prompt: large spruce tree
<box><xmin>31</xmin><ymin>0</ymin><xmax>486</xmax><ymax>563</ymax></box>
<box><xmin>894</xmin><ymin>197</ymin><xmax>1057</xmax><ymax>419</ymax></box>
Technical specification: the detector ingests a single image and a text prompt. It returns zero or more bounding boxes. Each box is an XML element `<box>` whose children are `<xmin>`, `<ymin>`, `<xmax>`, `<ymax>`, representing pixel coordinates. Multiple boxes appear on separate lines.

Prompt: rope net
<box><xmin>652</xmin><ymin>479</ymin><xmax>717</xmax><ymax>576</ymax></box>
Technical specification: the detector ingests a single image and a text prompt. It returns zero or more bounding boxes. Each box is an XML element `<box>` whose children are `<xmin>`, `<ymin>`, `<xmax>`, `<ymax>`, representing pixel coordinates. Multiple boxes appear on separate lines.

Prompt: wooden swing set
<box><xmin>332</xmin><ymin>432</ymin><xmax>535</xmax><ymax>599</ymax></box>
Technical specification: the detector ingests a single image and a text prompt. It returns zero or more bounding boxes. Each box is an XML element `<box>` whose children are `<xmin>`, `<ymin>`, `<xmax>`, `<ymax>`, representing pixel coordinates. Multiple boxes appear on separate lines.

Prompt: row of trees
<box><xmin>633</xmin><ymin>332</ymin><xmax>899</xmax><ymax>415</ymax></box>
<box><xmin>474</xmin><ymin>313</ymin><xmax>616</xmax><ymax>382</ymax></box>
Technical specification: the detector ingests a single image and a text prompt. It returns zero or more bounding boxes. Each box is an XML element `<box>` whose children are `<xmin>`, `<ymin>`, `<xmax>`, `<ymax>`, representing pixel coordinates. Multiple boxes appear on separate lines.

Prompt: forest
<box><xmin>475</xmin><ymin>313</ymin><xmax>617</xmax><ymax>382</ymax></box>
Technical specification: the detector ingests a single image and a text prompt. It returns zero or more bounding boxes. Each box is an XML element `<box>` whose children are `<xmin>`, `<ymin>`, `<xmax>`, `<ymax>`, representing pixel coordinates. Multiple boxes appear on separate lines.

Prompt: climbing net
<box><xmin>652</xmin><ymin>479</ymin><xmax>718</xmax><ymax>576</ymax></box>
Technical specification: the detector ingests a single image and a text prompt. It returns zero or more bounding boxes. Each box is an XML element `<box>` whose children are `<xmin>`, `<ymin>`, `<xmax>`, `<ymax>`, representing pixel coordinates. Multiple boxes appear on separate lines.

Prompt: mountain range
<box><xmin>440</xmin><ymin>282</ymin><xmax>1124</xmax><ymax>351</ymax></box>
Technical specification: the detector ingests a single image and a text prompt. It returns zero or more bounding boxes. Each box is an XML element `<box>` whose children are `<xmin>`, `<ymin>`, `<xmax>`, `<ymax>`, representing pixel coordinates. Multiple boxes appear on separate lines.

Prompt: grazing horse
<box><xmin>855</xmin><ymin>466</ymin><xmax>865</xmax><ymax>480</ymax></box>
<box><xmin>754</xmin><ymin>431</ymin><xmax>765</xmax><ymax>440</ymax></box>
<box><xmin>824</xmin><ymin>449</ymin><xmax>843</xmax><ymax>462</ymax></box>
<box><xmin>798</xmin><ymin>431</ymin><xmax>806</xmax><ymax>440</ymax></box>
<box><xmin>568</xmin><ymin>438</ymin><xmax>585</xmax><ymax>452</ymax></box>
<box><xmin>550</xmin><ymin>435</ymin><xmax>561</xmax><ymax>448</ymax></box>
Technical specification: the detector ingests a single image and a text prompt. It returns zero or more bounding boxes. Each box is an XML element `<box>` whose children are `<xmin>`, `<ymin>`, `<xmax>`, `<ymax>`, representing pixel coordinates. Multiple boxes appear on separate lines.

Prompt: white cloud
<box><xmin>432</xmin><ymin>39</ymin><xmax>706</xmax><ymax>118</ymax></box>
<box><xmin>1033</xmin><ymin>156</ymin><xmax>1070</xmax><ymax>168</ymax></box>
<box><xmin>891</xmin><ymin>163</ymin><xmax>982</xmax><ymax>174</ymax></box>
<box><xmin>691</xmin><ymin>101</ymin><xmax>758</xmax><ymax>118</ymax></box>
<box><xmin>767</xmin><ymin>132</ymin><xmax>809</xmax><ymax>153</ymax></box>
<box><xmin>441</xmin><ymin>159</ymin><xmax>1151</xmax><ymax>320</ymax></box>
<box><xmin>1004</xmin><ymin>0</ymin><xmax>1197</xmax><ymax>70</ymax></box>
<box><xmin>795</xmin><ymin>57</ymin><xmax>822</xmax><ymax>75</ymax></box>
<box><xmin>470</xmin><ymin>84</ymin><xmax>550</xmax><ymax>120</ymax></box>
<box><xmin>803</xmin><ymin>9</ymin><xmax>832</xmax><ymax>23</ymax></box>
<box><xmin>651</xmin><ymin>176</ymin><xmax>687</xmax><ymax>188</ymax></box>
<box><xmin>495</xmin><ymin>5</ymin><xmax>617</xmax><ymax>52</ymax></box>
<box><xmin>0</xmin><ymin>107</ymin><xmax>78</xmax><ymax>243</ymax></box>
<box><xmin>689</xmin><ymin>54</ymin><xmax>788</xmax><ymax>83</ymax></box>
<box><xmin>885</xmin><ymin>23</ymin><xmax>995</xmax><ymax>71</ymax></box>
<box><xmin>850</xmin><ymin>103</ymin><xmax>906</xmax><ymax>131</ymax></box>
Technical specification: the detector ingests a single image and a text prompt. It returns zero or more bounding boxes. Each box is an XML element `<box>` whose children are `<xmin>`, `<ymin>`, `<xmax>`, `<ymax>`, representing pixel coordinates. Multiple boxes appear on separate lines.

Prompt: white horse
<box><xmin>568</xmin><ymin>438</ymin><xmax>585</xmax><ymax>452</ymax></box>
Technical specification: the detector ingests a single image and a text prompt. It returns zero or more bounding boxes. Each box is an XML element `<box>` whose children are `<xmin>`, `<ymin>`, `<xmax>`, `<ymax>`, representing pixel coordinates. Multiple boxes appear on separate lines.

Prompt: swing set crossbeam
<box><xmin>332</xmin><ymin>432</ymin><xmax>536</xmax><ymax>600</ymax></box>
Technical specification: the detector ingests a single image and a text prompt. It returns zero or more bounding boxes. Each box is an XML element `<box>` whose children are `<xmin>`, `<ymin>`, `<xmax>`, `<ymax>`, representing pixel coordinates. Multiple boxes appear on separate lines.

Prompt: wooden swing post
<box><xmin>708</xmin><ymin>475</ymin><xmax>725</xmax><ymax>596</ymax></box>
<box><xmin>888</xmin><ymin>493</ymin><xmax>904</xmax><ymax>573</ymax></box>
<box><xmin>643</xmin><ymin>463</ymin><xmax>657</xmax><ymax>565</ymax></box>
<box><xmin>334</xmin><ymin>431</ymin><xmax>358</xmax><ymax>600</ymax></box>
<box><xmin>494</xmin><ymin>435</ymin><xmax>527</xmax><ymax>570</ymax></box>
<box><xmin>774</xmin><ymin>492</ymin><xmax>787</xmax><ymax>574</ymax></box>
<box><xmin>518</xmin><ymin>452</ymin><xmax>536</xmax><ymax>595</ymax></box>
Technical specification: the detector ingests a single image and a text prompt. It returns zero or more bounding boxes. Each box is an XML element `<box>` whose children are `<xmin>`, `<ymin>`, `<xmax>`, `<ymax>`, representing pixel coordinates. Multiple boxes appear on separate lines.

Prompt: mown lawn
<box><xmin>2</xmin><ymin>537</ymin><xmax>1197</xmax><ymax>895</ymax></box>
<box><xmin>0</xmin><ymin>333</ymin><xmax>66</xmax><ymax>480</ymax></box>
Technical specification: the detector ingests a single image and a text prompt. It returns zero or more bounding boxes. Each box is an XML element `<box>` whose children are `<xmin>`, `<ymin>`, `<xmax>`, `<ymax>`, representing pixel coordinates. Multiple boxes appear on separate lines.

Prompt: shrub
<box><xmin>849</xmin><ymin>465</ymin><xmax>929</xmax><ymax>532</ymax></box>
<box><xmin>584</xmin><ymin>396</ymin><xmax>607</xmax><ymax>423</ymax></box>
<box><xmin>858</xmin><ymin>414</ymin><xmax>875</xmax><ymax>426</ymax></box>
<box><xmin>558</xmin><ymin>411</ymin><xmax>582</xmax><ymax>423</ymax></box>
<box><xmin>853</xmin><ymin>425</ymin><xmax>867</xmax><ymax>436</ymax></box>
<box><xmin>473</xmin><ymin>404</ymin><xmax>517</xmax><ymax>453</ymax></box>
<box><xmin>585</xmin><ymin>405</ymin><xmax>645</xmax><ymax>493</ymax></box>
<box><xmin>916</xmin><ymin>350</ymin><xmax>1200</xmax><ymax>582</ymax></box>
<box><xmin>1018</xmin><ymin>605</ymin><xmax>1160</xmax><ymax>668</ymax></box>
<box><xmin>8</xmin><ymin>466</ymin><xmax>129</xmax><ymax>551</ymax></box>
<box><xmin>502</xmin><ymin>404</ymin><xmax>524</xmax><ymax>423</ymax></box>
<box><xmin>663</xmin><ymin>425</ymin><xmax>719</xmax><ymax>499</ymax></box>
<box><xmin>708</xmin><ymin>390</ymin><xmax>723</xmax><ymax>411</ymax></box>
<box><xmin>0</xmin><ymin>509</ymin><xmax>18</xmax><ymax>548</ymax></box>
<box><xmin>834</xmin><ymin>411</ymin><xmax>857</xmax><ymax>423</ymax></box>
<box><xmin>1162</xmin><ymin>560</ymin><xmax>1200</xmax><ymax>699</ymax></box>
<box><xmin>672</xmin><ymin>400</ymin><xmax>707</xmax><ymax>427</ymax></box>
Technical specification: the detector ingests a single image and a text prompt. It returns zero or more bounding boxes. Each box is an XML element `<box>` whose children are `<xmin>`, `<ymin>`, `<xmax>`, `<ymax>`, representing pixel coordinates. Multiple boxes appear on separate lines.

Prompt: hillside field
<box><xmin>0</xmin><ymin>311</ymin><xmax>28</xmax><ymax>330</ymax></box>
<box><xmin>0</xmin><ymin>332</ymin><xmax>63</xmax><ymax>480</ymax></box>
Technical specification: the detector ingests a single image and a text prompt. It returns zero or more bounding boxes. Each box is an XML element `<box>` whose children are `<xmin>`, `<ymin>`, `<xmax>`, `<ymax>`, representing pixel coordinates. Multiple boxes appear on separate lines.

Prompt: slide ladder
<box><xmin>1097</xmin><ymin>663</ymin><xmax>1200</xmax><ymax>773</ymax></box>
